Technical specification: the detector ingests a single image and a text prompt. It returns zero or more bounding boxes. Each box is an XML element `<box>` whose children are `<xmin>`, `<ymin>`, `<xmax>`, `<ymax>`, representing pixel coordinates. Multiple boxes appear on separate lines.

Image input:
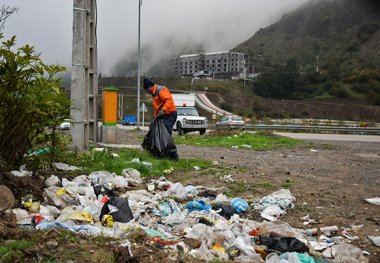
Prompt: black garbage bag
<box><xmin>212</xmin><ymin>202</ymin><xmax>235</xmax><ymax>220</ymax></box>
<box><xmin>100</xmin><ymin>197</ymin><xmax>134</xmax><ymax>223</ymax></box>
<box><xmin>142</xmin><ymin>118</ymin><xmax>177</xmax><ymax>158</ymax></box>
<box><xmin>92</xmin><ymin>183</ymin><xmax>118</xmax><ymax>198</ymax></box>
<box><xmin>258</xmin><ymin>235</ymin><xmax>309</xmax><ymax>253</ymax></box>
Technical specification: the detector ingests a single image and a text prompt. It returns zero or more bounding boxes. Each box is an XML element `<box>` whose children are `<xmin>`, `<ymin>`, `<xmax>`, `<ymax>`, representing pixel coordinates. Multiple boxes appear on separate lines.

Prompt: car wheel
<box><xmin>227</xmin><ymin>125</ymin><xmax>232</xmax><ymax>130</ymax></box>
<box><xmin>199</xmin><ymin>129</ymin><xmax>206</xmax><ymax>135</ymax></box>
<box><xmin>177</xmin><ymin>122</ymin><xmax>184</xmax><ymax>135</ymax></box>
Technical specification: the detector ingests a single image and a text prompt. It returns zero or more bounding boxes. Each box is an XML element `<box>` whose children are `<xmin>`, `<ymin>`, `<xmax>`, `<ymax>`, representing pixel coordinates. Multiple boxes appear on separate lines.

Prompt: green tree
<box><xmin>0</xmin><ymin>34</ymin><xmax>70</xmax><ymax>171</ymax></box>
<box><xmin>253</xmin><ymin>58</ymin><xmax>300</xmax><ymax>99</ymax></box>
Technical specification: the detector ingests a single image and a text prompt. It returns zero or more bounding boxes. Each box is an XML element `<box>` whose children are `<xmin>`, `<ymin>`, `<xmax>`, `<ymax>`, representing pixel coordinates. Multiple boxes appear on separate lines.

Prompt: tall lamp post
<box><xmin>137</xmin><ymin>0</ymin><xmax>142</xmax><ymax>129</ymax></box>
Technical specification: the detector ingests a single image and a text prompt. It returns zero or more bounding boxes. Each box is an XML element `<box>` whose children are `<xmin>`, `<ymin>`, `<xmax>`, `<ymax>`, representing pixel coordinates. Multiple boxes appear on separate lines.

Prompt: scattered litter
<box><xmin>146</xmin><ymin>183</ymin><xmax>155</xmax><ymax>192</ymax></box>
<box><xmin>163</xmin><ymin>169</ymin><xmax>172</xmax><ymax>175</ymax></box>
<box><xmin>122</xmin><ymin>168</ymin><xmax>142</xmax><ymax>185</ymax></box>
<box><xmin>254</xmin><ymin>189</ymin><xmax>295</xmax><ymax>221</ymax></box>
<box><xmin>193</xmin><ymin>166</ymin><xmax>200</xmax><ymax>171</ymax></box>
<box><xmin>221</xmin><ymin>174</ymin><xmax>235</xmax><ymax>182</ymax></box>
<box><xmin>212</xmin><ymin>161</ymin><xmax>220</xmax><ymax>166</ymax></box>
<box><xmin>324</xmin><ymin>243</ymin><xmax>369</xmax><ymax>263</ymax></box>
<box><xmin>231</xmin><ymin>198</ymin><xmax>249</xmax><ymax>214</ymax></box>
<box><xmin>45</xmin><ymin>175</ymin><xmax>60</xmax><ymax>187</ymax></box>
<box><xmin>11</xmin><ymin>165</ymin><xmax>32</xmax><ymax>177</ymax></box>
<box><xmin>8</xmin><ymin>166</ymin><xmax>371</xmax><ymax>263</ymax></box>
<box><xmin>365</xmin><ymin>197</ymin><xmax>380</xmax><ymax>206</ymax></box>
<box><xmin>52</xmin><ymin>162</ymin><xmax>80</xmax><ymax>171</ymax></box>
<box><xmin>341</xmin><ymin>229</ymin><xmax>360</xmax><ymax>240</ymax></box>
<box><xmin>305</xmin><ymin>225</ymin><xmax>339</xmax><ymax>236</ymax></box>
<box><xmin>128</xmin><ymin>158</ymin><xmax>152</xmax><ymax>169</ymax></box>
<box><xmin>301</xmin><ymin>214</ymin><xmax>317</xmax><ymax>225</ymax></box>
<box><xmin>367</xmin><ymin>236</ymin><xmax>380</xmax><ymax>247</ymax></box>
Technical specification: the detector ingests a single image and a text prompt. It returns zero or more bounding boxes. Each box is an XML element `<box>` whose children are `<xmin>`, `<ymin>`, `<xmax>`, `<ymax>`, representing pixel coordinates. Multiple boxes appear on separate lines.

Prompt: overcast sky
<box><xmin>2</xmin><ymin>0</ymin><xmax>310</xmax><ymax>75</ymax></box>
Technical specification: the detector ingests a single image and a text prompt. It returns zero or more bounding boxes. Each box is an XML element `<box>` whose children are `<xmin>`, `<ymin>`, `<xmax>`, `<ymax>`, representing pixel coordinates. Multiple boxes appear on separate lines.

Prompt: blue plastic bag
<box><xmin>231</xmin><ymin>198</ymin><xmax>249</xmax><ymax>214</ymax></box>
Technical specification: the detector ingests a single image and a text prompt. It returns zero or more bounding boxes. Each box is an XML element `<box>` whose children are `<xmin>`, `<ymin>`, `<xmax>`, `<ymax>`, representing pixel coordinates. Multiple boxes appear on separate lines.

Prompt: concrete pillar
<box><xmin>70</xmin><ymin>0</ymin><xmax>97</xmax><ymax>151</ymax></box>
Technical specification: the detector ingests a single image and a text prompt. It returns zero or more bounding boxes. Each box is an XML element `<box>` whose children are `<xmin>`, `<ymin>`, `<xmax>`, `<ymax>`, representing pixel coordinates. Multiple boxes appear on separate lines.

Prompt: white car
<box><xmin>216</xmin><ymin>116</ymin><xmax>245</xmax><ymax>130</ymax></box>
<box><xmin>59</xmin><ymin>119</ymin><xmax>70</xmax><ymax>130</ymax></box>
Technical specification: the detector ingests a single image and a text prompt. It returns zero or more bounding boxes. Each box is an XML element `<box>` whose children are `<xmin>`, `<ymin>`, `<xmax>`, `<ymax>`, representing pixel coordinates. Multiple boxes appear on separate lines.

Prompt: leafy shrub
<box><xmin>329</xmin><ymin>84</ymin><xmax>349</xmax><ymax>98</ymax></box>
<box><xmin>0</xmin><ymin>34</ymin><xmax>70</xmax><ymax>171</ymax></box>
<box><xmin>220</xmin><ymin>102</ymin><xmax>233</xmax><ymax>112</ymax></box>
<box><xmin>352</xmin><ymin>83</ymin><xmax>370</xmax><ymax>93</ymax></box>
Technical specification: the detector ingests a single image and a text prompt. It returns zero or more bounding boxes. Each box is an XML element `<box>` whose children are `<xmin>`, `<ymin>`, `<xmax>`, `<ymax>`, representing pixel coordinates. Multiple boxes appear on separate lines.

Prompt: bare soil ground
<box><xmin>171</xmin><ymin>135</ymin><xmax>380</xmax><ymax>262</ymax></box>
<box><xmin>104</xmin><ymin>129</ymin><xmax>380</xmax><ymax>261</ymax></box>
<box><xmin>1</xmin><ymin>131</ymin><xmax>379</xmax><ymax>262</ymax></box>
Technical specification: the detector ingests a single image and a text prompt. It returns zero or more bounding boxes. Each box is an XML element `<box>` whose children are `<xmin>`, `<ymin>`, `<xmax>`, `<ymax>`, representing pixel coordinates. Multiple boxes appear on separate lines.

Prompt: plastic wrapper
<box><xmin>100</xmin><ymin>196</ymin><xmax>134</xmax><ymax>223</ymax></box>
<box><xmin>45</xmin><ymin>175</ymin><xmax>60</xmax><ymax>187</ymax></box>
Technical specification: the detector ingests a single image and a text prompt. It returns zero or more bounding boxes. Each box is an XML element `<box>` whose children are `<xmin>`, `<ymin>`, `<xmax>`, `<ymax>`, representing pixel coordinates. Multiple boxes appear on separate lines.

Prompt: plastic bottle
<box><xmin>306</xmin><ymin>225</ymin><xmax>339</xmax><ymax>236</ymax></box>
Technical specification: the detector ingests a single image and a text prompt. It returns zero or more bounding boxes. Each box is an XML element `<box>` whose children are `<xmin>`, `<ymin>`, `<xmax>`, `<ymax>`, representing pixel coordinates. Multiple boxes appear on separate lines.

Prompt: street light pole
<box><xmin>137</xmin><ymin>0</ymin><xmax>142</xmax><ymax>129</ymax></box>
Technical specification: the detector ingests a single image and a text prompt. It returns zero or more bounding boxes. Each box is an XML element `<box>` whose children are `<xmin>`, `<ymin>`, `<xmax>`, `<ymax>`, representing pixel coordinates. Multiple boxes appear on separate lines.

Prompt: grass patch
<box><xmin>225</xmin><ymin>181</ymin><xmax>247</xmax><ymax>197</ymax></box>
<box><xmin>225</xmin><ymin>180</ymin><xmax>275</xmax><ymax>197</ymax></box>
<box><xmin>251</xmin><ymin>182</ymin><xmax>275</xmax><ymax>189</ymax></box>
<box><xmin>281</xmin><ymin>179</ymin><xmax>294</xmax><ymax>189</ymax></box>
<box><xmin>65</xmin><ymin>148</ymin><xmax>211</xmax><ymax>177</ymax></box>
<box><xmin>294</xmin><ymin>204</ymin><xmax>314</xmax><ymax>213</ymax></box>
<box><xmin>175</xmin><ymin>131</ymin><xmax>304</xmax><ymax>150</ymax></box>
<box><xmin>0</xmin><ymin>239</ymin><xmax>35</xmax><ymax>262</ymax></box>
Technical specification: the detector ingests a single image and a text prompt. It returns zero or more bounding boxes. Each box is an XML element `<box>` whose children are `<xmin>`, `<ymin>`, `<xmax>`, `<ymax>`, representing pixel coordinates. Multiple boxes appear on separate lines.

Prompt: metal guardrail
<box><xmin>241</xmin><ymin>124</ymin><xmax>380</xmax><ymax>135</ymax></box>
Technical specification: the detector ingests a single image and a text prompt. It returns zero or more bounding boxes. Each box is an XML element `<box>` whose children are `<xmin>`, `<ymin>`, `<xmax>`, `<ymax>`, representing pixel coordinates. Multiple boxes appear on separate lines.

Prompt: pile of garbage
<box><xmin>4</xmin><ymin>166</ymin><xmax>377</xmax><ymax>262</ymax></box>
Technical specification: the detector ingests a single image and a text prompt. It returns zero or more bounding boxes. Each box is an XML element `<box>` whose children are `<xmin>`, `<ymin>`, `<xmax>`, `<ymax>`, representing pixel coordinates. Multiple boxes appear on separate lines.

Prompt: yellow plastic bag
<box><xmin>101</xmin><ymin>214</ymin><xmax>114</xmax><ymax>228</ymax></box>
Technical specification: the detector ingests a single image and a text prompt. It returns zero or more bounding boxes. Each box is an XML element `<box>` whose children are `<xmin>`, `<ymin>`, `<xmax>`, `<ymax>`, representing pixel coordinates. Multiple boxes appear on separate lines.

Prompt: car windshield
<box><xmin>232</xmin><ymin>117</ymin><xmax>243</xmax><ymax>121</ymax></box>
<box><xmin>177</xmin><ymin>107</ymin><xmax>199</xmax><ymax>116</ymax></box>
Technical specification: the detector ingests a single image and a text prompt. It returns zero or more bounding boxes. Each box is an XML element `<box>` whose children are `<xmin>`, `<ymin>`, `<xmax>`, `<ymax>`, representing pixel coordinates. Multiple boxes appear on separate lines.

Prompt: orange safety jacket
<box><xmin>151</xmin><ymin>84</ymin><xmax>177</xmax><ymax>116</ymax></box>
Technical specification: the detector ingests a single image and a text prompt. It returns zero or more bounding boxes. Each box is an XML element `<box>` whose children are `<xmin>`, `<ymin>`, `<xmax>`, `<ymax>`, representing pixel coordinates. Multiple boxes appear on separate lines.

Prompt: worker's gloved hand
<box><xmin>157</xmin><ymin>110</ymin><xmax>165</xmax><ymax>118</ymax></box>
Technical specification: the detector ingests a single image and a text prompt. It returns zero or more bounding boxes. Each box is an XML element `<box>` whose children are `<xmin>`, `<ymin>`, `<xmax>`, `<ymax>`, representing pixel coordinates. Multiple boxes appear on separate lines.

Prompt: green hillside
<box><xmin>234</xmin><ymin>0</ymin><xmax>380</xmax><ymax>72</ymax></box>
<box><xmin>233</xmin><ymin>0</ymin><xmax>380</xmax><ymax>104</ymax></box>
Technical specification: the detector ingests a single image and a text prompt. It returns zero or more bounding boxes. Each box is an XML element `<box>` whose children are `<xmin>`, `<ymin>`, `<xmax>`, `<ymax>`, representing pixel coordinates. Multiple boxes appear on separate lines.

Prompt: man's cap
<box><xmin>144</xmin><ymin>78</ymin><xmax>154</xmax><ymax>90</ymax></box>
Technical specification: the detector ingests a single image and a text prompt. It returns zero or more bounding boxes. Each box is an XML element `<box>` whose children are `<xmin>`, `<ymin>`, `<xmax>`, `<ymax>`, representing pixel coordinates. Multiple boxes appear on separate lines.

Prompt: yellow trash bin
<box><xmin>102</xmin><ymin>86</ymin><xmax>119</xmax><ymax>126</ymax></box>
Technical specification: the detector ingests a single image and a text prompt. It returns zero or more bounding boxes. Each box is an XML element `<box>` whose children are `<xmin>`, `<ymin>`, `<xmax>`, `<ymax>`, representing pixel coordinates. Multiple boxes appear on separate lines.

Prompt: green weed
<box><xmin>252</xmin><ymin>182</ymin><xmax>275</xmax><ymax>189</ymax></box>
<box><xmin>67</xmin><ymin>148</ymin><xmax>211</xmax><ymax>177</ymax></box>
<box><xmin>294</xmin><ymin>204</ymin><xmax>314</xmax><ymax>213</ymax></box>
<box><xmin>175</xmin><ymin>132</ymin><xmax>303</xmax><ymax>150</ymax></box>
<box><xmin>281</xmin><ymin>179</ymin><xmax>294</xmax><ymax>189</ymax></box>
<box><xmin>0</xmin><ymin>239</ymin><xmax>35</xmax><ymax>262</ymax></box>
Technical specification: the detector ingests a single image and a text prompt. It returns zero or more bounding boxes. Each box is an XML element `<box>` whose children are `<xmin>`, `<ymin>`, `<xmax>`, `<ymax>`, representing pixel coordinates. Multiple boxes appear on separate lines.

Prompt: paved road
<box><xmin>276</xmin><ymin>132</ymin><xmax>380</xmax><ymax>143</ymax></box>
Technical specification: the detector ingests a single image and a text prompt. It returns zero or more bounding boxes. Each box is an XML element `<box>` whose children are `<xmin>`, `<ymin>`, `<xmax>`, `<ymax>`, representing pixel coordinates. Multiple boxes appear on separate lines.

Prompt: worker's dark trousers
<box><xmin>163</xmin><ymin>111</ymin><xmax>179</xmax><ymax>161</ymax></box>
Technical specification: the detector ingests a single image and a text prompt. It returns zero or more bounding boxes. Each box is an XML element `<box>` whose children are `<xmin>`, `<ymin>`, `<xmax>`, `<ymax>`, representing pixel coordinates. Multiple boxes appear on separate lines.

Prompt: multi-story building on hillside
<box><xmin>173</xmin><ymin>50</ymin><xmax>251</xmax><ymax>79</ymax></box>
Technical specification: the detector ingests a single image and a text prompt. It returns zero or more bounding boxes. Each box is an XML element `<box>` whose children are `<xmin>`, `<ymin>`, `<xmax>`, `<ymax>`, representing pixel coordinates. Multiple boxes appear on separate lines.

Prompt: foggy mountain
<box><xmin>108</xmin><ymin>1</ymin><xmax>309</xmax><ymax>77</ymax></box>
<box><xmin>234</xmin><ymin>0</ymin><xmax>380</xmax><ymax>73</ymax></box>
<box><xmin>111</xmin><ymin>0</ymin><xmax>380</xmax><ymax>78</ymax></box>
<box><xmin>112</xmin><ymin>37</ymin><xmax>205</xmax><ymax>78</ymax></box>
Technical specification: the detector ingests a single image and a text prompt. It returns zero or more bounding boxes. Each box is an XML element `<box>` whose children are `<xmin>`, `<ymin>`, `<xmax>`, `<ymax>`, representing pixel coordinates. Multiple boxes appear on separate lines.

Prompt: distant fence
<box><xmin>241</xmin><ymin>124</ymin><xmax>380</xmax><ymax>135</ymax></box>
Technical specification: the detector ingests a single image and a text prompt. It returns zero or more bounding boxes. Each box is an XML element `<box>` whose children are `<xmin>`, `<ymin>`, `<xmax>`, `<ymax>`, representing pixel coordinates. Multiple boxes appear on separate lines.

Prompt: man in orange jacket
<box><xmin>144</xmin><ymin>78</ymin><xmax>179</xmax><ymax>160</ymax></box>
